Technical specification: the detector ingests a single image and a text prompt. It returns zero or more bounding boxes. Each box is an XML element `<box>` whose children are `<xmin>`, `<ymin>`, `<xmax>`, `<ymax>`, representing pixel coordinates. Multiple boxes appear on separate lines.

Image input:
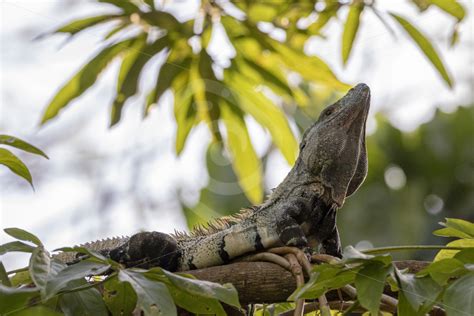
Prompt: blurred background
<box><xmin>0</xmin><ymin>0</ymin><xmax>473</xmax><ymax>270</ymax></box>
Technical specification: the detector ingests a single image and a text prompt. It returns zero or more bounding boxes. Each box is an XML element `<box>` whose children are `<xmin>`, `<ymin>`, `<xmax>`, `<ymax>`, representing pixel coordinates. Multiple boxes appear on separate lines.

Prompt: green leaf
<box><xmin>53</xmin><ymin>15</ymin><xmax>122</xmax><ymax>36</ymax></box>
<box><xmin>0</xmin><ymin>241</ymin><xmax>35</xmax><ymax>255</ymax></box>
<box><xmin>225</xmin><ymin>73</ymin><xmax>298</xmax><ymax>165</ymax></box>
<box><xmin>144</xmin><ymin>0</ymin><xmax>155</xmax><ymax>10</ymax></box>
<box><xmin>189</xmin><ymin>50</ymin><xmax>221</xmax><ymax>141</ymax></box>
<box><xmin>248</xmin><ymin>3</ymin><xmax>278</xmax><ymax>22</ymax></box>
<box><xmin>98</xmin><ymin>0</ymin><xmax>140</xmax><ymax>14</ymax></box>
<box><xmin>59</xmin><ymin>279</ymin><xmax>108</xmax><ymax>316</ymax></box>
<box><xmin>434</xmin><ymin>239</ymin><xmax>474</xmax><ymax>261</ymax></box>
<box><xmin>389</xmin><ymin>13</ymin><xmax>453</xmax><ymax>88</ymax></box>
<box><xmin>111</xmin><ymin>35</ymin><xmax>170</xmax><ymax>126</ymax></box>
<box><xmin>434</xmin><ymin>227</ymin><xmax>472</xmax><ymax>239</ymax></box>
<box><xmin>145</xmin><ymin>57</ymin><xmax>189</xmax><ymax>116</ymax></box>
<box><xmin>443</xmin><ymin>273</ymin><xmax>474</xmax><ymax>316</ymax></box>
<box><xmin>0</xmin><ymin>284</ymin><xmax>39</xmax><ymax>314</ymax></box>
<box><xmin>173</xmin><ymin>80</ymin><xmax>196</xmax><ymax>155</ymax></box>
<box><xmin>4</xmin><ymin>228</ymin><xmax>42</xmax><ymax>246</ymax></box>
<box><xmin>395</xmin><ymin>268</ymin><xmax>442</xmax><ymax>312</ymax></box>
<box><xmin>270</xmin><ymin>41</ymin><xmax>349</xmax><ymax>90</ymax></box>
<box><xmin>343</xmin><ymin>245</ymin><xmax>392</xmax><ymax>266</ymax></box>
<box><xmin>103</xmin><ymin>277</ymin><xmax>137</xmax><ymax>316</ymax></box>
<box><xmin>454</xmin><ymin>248</ymin><xmax>474</xmax><ymax>265</ymax></box>
<box><xmin>118</xmin><ymin>270</ymin><xmax>176</xmax><ymax>316</ymax></box>
<box><xmin>29</xmin><ymin>247</ymin><xmax>52</xmax><ymax>291</ymax></box>
<box><xmin>0</xmin><ymin>135</ymin><xmax>48</xmax><ymax>159</ymax></box>
<box><xmin>10</xmin><ymin>270</ymin><xmax>32</xmax><ymax>287</ymax></box>
<box><xmin>159</xmin><ymin>269</ymin><xmax>240</xmax><ymax>308</ymax></box>
<box><xmin>140</xmin><ymin>11</ymin><xmax>183</xmax><ymax>32</ymax></box>
<box><xmin>44</xmin><ymin>261</ymin><xmax>110</xmax><ymax>300</ymax></box>
<box><xmin>166</xmin><ymin>283</ymin><xmax>226</xmax><ymax>316</ymax></box>
<box><xmin>103</xmin><ymin>22</ymin><xmax>129</xmax><ymax>40</ymax></box>
<box><xmin>397</xmin><ymin>290</ymin><xmax>419</xmax><ymax>316</ymax></box>
<box><xmin>308</xmin><ymin>3</ymin><xmax>339</xmax><ymax>35</ymax></box>
<box><xmin>439</xmin><ymin>218</ymin><xmax>474</xmax><ymax>238</ymax></box>
<box><xmin>429</xmin><ymin>0</ymin><xmax>465</xmax><ymax>20</ymax></box>
<box><xmin>0</xmin><ymin>262</ymin><xmax>11</xmax><ymax>287</ymax></box>
<box><xmin>290</xmin><ymin>264</ymin><xmax>357</xmax><ymax>300</ymax></box>
<box><xmin>0</xmin><ymin>148</ymin><xmax>33</xmax><ymax>186</ymax></box>
<box><xmin>342</xmin><ymin>2</ymin><xmax>364</xmax><ymax>65</ymax></box>
<box><xmin>417</xmin><ymin>258</ymin><xmax>468</xmax><ymax>285</ymax></box>
<box><xmin>355</xmin><ymin>262</ymin><xmax>392</xmax><ymax>315</ymax></box>
<box><xmin>41</xmin><ymin>37</ymin><xmax>139</xmax><ymax>124</ymax></box>
<box><xmin>221</xmin><ymin>100</ymin><xmax>263</xmax><ymax>204</ymax></box>
<box><xmin>237</xmin><ymin>57</ymin><xmax>293</xmax><ymax>99</ymax></box>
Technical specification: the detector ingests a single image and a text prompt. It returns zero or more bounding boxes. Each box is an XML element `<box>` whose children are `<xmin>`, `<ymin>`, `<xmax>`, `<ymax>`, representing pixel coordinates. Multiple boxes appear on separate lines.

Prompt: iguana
<box><xmin>56</xmin><ymin>83</ymin><xmax>370</xmax><ymax>272</ymax></box>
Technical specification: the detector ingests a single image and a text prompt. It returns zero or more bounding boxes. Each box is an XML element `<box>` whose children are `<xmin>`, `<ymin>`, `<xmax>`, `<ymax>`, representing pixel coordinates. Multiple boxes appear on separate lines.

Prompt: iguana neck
<box><xmin>264</xmin><ymin>158</ymin><xmax>333</xmax><ymax>209</ymax></box>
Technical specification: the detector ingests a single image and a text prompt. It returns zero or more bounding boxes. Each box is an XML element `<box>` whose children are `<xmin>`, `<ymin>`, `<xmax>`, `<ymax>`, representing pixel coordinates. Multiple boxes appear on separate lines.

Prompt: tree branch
<box><xmin>186</xmin><ymin>260</ymin><xmax>430</xmax><ymax>304</ymax></box>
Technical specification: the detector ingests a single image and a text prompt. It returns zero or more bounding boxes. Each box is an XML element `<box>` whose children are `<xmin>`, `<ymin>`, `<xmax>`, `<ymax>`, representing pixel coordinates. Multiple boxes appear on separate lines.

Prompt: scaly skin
<box><xmin>55</xmin><ymin>84</ymin><xmax>371</xmax><ymax>272</ymax></box>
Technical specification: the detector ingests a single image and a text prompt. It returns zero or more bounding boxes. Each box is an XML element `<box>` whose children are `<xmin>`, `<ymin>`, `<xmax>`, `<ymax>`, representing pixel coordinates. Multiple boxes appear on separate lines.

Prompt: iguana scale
<box><xmin>55</xmin><ymin>83</ymin><xmax>371</xmax><ymax>272</ymax></box>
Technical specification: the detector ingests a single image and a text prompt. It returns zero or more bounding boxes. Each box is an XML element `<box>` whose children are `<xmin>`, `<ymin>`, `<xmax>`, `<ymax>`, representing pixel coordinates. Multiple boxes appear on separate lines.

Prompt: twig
<box><xmin>362</xmin><ymin>245</ymin><xmax>468</xmax><ymax>254</ymax></box>
<box><xmin>318</xmin><ymin>294</ymin><xmax>331</xmax><ymax>316</ymax></box>
<box><xmin>285</xmin><ymin>254</ymin><xmax>305</xmax><ymax>316</ymax></box>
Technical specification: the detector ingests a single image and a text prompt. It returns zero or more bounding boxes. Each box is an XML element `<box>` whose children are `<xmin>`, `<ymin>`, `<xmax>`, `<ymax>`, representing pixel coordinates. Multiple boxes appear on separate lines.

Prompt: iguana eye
<box><xmin>325</xmin><ymin>109</ymin><xmax>333</xmax><ymax>116</ymax></box>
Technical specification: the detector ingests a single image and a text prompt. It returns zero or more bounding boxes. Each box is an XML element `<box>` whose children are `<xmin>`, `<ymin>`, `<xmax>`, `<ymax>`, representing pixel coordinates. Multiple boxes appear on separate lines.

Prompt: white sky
<box><xmin>0</xmin><ymin>0</ymin><xmax>472</xmax><ymax>270</ymax></box>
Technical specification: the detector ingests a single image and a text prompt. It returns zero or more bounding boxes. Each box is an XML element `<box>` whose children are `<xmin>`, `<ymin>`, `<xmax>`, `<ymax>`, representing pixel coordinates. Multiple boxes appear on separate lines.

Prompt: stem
<box><xmin>362</xmin><ymin>245</ymin><xmax>467</xmax><ymax>254</ymax></box>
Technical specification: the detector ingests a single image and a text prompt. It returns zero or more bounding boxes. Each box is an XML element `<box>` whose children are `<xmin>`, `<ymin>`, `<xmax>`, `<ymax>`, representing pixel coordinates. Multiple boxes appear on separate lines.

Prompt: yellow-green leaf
<box><xmin>270</xmin><ymin>41</ymin><xmax>349</xmax><ymax>90</ymax></box>
<box><xmin>0</xmin><ymin>148</ymin><xmax>33</xmax><ymax>186</ymax></box>
<box><xmin>41</xmin><ymin>37</ymin><xmax>138</xmax><ymax>124</ymax></box>
<box><xmin>221</xmin><ymin>100</ymin><xmax>263</xmax><ymax>204</ymax></box>
<box><xmin>53</xmin><ymin>15</ymin><xmax>122</xmax><ymax>36</ymax></box>
<box><xmin>434</xmin><ymin>239</ymin><xmax>474</xmax><ymax>261</ymax></box>
<box><xmin>429</xmin><ymin>0</ymin><xmax>465</xmax><ymax>21</ymax></box>
<box><xmin>248</xmin><ymin>3</ymin><xmax>278</xmax><ymax>22</ymax></box>
<box><xmin>111</xmin><ymin>35</ymin><xmax>169</xmax><ymax>126</ymax></box>
<box><xmin>189</xmin><ymin>51</ymin><xmax>221</xmax><ymax>141</ymax></box>
<box><xmin>390</xmin><ymin>13</ymin><xmax>453</xmax><ymax>88</ymax></box>
<box><xmin>342</xmin><ymin>2</ymin><xmax>364</xmax><ymax>65</ymax></box>
<box><xmin>0</xmin><ymin>135</ymin><xmax>48</xmax><ymax>159</ymax></box>
<box><xmin>173</xmin><ymin>74</ymin><xmax>196</xmax><ymax>155</ymax></box>
<box><xmin>225</xmin><ymin>73</ymin><xmax>298</xmax><ymax>165</ymax></box>
<box><xmin>145</xmin><ymin>57</ymin><xmax>190</xmax><ymax>116</ymax></box>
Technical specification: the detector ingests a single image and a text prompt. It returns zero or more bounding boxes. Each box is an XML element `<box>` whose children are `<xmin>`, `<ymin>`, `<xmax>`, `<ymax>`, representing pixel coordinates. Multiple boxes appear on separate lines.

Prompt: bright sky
<box><xmin>0</xmin><ymin>0</ymin><xmax>472</xmax><ymax>270</ymax></box>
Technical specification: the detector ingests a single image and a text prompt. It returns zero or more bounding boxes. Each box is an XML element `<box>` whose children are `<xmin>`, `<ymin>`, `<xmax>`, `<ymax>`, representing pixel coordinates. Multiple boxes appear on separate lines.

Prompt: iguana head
<box><xmin>300</xmin><ymin>83</ymin><xmax>370</xmax><ymax>207</ymax></box>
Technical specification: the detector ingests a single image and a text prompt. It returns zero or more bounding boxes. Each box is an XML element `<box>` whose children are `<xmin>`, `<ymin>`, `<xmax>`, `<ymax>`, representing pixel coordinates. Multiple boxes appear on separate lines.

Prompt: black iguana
<box><xmin>55</xmin><ymin>83</ymin><xmax>370</xmax><ymax>272</ymax></box>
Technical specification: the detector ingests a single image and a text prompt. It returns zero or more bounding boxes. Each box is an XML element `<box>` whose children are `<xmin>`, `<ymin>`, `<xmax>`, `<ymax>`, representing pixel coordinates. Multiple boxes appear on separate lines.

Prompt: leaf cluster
<box><xmin>38</xmin><ymin>0</ymin><xmax>466</xmax><ymax>204</ymax></box>
<box><xmin>0</xmin><ymin>228</ymin><xmax>240</xmax><ymax>316</ymax></box>
<box><xmin>289</xmin><ymin>218</ymin><xmax>474</xmax><ymax>315</ymax></box>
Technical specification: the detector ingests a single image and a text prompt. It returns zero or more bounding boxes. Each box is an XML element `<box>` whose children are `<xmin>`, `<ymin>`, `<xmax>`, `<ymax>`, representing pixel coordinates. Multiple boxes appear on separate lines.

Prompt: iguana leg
<box><xmin>109</xmin><ymin>231</ymin><xmax>181</xmax><ymax>270</ymax></box>
<box><xmin>276</xmin><ymin>198</ymin><xmax>313</xmax><ymax>247</ymax></box>
<box><xmin>276</xmin><ymin>215</ymin><xmax>308</xmax><ymax>247</ymax></box>
<box><xmin>315</xmin><ymin>207</ymin><xmax>342</xmax><ymax>258</ymax></box>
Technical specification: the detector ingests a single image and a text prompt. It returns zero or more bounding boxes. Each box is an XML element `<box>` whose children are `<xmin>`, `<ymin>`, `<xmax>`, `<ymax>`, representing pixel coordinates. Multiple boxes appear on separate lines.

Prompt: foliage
<box><xmin>0</xmin><ymin>228</ymin><xmax>240</xmax><ymax>316</ymax></box>
<box><xmin>287</xmin><ymin>218</ymin><xmax>474</xmax><ymax>315</ymax></box>
<box><xmin>2</xmin><ymin>219</ymin><xmax>473</xmax><ymax>315</ymax></box>
<box><xmin>0</xmin><ymin>135</ymin><xmax>48</xmax><ymax>187</ymax></box>
<box><xmin>39</xmin><ymin>0</ymin><xmax>465</xmax><ymax>203</ymax></box>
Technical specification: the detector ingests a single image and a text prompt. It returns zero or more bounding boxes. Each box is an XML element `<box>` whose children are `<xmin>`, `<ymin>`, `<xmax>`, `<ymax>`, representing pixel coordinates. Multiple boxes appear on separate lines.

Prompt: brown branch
<box><xmin>186</xmin><ymin>260</ymin><xmax>430</xmax><ymax>304</ymax></box>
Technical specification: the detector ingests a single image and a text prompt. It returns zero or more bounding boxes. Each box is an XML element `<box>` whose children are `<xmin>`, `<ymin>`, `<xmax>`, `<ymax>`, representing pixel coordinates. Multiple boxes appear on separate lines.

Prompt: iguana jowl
<box><xmin>56</xmin><ymin>83</ymin><xmax>370</xmax><ymax>272</ymax></box>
